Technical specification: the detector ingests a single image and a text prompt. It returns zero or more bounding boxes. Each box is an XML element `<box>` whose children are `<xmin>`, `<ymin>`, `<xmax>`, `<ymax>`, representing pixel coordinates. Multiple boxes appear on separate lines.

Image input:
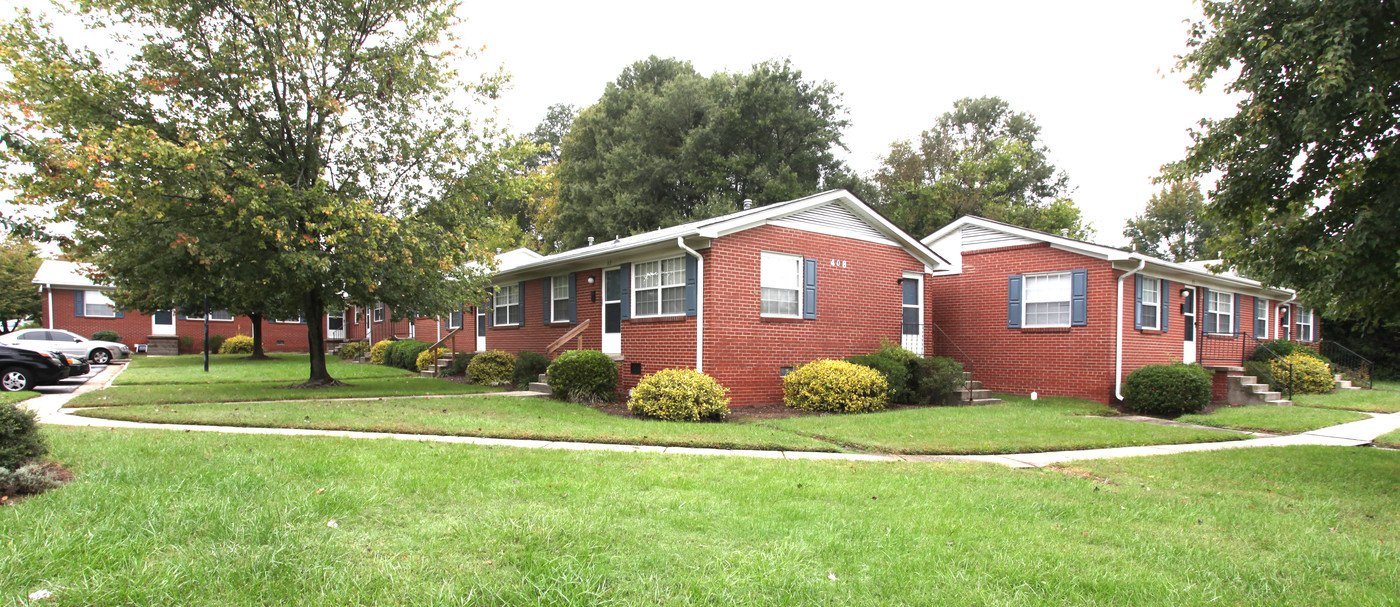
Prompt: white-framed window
<box><xmin>373</xmin><ymin>303</ymin><xmax>385</xmax><ymax>323</ymax></box>
<box><xmin>208</xmin><ymin>310</ymin><xmax>234</xmax><ymax>321</ymax></box>
<box><xmin>447</xmin><ymin>310</ymin><xmax>463</xmax><ymax>330</ymax></box>
<box><xmin>1141</xmin><ymin>277</ymin><xmax>1160</xmax><ymax>330</ymax></box>
<box><xmin>276</xmin><ymin>316</ymin><xmax>304</xmax><ymax>324</ymax></box>
<box><xmin>1300</xmin><ymin>308</ymin><xmax>1314</xmax><ymax>341</ymax></box>
<box><xmin>1207</xmin><ymin>291</ymin><xmax>1234</xmax><ymax>334</ymax></box>
<box><xmin>760</xmin><ymin>252</ymin><xmax>802</xmax><ymax>317</ymax></box>
<box><xmin>83</xmin><ymin>290</ymin><xmax>116</xmax><ymax>317</ymax></box>
<box><xmin>633</xmin><ymin>256</ymin><xmax>686</xmax><ymax>317</ymax></box>
<box><xmin>1023</xmin><ymin>272</ymin><xmax>1072</xmax><ymax>327</ymax></box>
<box><xmin>494</xmin><ymin>284</ymin><xmax>521</xmax><ymax>326</ymax></box>
<box><xmin>551</xmin><ymin>275</ymin><xmax>570</xmax><ymax>323</ymax></box>
<box><xmin>1254</xmin><ymin>298</ymin><xmax>1268</xmax><ymax>339</ymax></box>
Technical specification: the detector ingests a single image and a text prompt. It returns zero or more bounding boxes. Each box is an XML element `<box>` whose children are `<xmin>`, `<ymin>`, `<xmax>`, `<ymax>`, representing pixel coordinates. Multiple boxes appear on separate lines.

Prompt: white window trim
<box><xmin>551</xmin><ymin>275</ymin><xmax>571</xmax><ymax>323</ymax></box>
<box><xmin>1255</xmin><ymin>298</ymin><xmax>1268</xmax><ymax>340</ymax></box>
<box><xmin>759</xmin><ymin>251</ymin><xmax>803</xmax><ymax>319</ymax></box>
<box><xmin>83</xmin><ymin>290</ymin><xmax>117</xmax><ymax>318</ymax></box>
<box><xmin>1140</xmin><ymin>277</ymin><xmax>1161</xmax><ymax>331</ymax></box>
<box><xmin>1022</xmin><ymin>271</ymin><xmax>1073</xmax><ymax>328</ymax></box>
<box><xmin>1300</xmin><ymin>308</ymin><xmax>1314</xmax><ymax>342</ymax></box>
<box><xmin>631</xmin><ymin>256</ymin><xmax>687</xmax><ymax>319</ymax></box>
<box><xmin>1208</xmin><ymin>291</ymin><xmax>1234</xmax><ymax>334</ymax></box>
<box><xmin>446</xmin><ymin>310</ymin><xmax>463</xmax><ymax>330</ymax></box>
<box><xmin>494</xmin><ymin>285</ymin><xmax>521</xmax><ymax>327</ymax></box>
<box><xmin>372</xmin><ymin>303</ymin><xmax>385</xmax><ymax>323</ymax></box>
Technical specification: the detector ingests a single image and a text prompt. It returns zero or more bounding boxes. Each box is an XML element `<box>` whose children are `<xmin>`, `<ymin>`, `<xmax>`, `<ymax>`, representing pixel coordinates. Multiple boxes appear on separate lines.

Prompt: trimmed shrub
<box><xmin>218</xmin><ymin>334</ymin><xmax>254</xmax><ymax>354</ymax></box>
<box><xmin>0</xmin><ymin>403</ymin><xmax>47</xmax><ymax>469</ymax></box>
<box><xmin>91</xmin><ymin>330</ymin><xmax>121</xmax><ymax>342</ymax></box>
<box><xmin>629</xmin><ymin>369</ymin><xmax>730</xmax><ymax>421</ymax></box>
<box><xmin>206</xmin><ymin>334</ymin><xmax>227</xmax><ymax>354</ymax></box>
<box><xmin>547</xmin><ymin>350</ymin><xmax>618</xmax><ymax>403</ymax></box>
<box><xmin>513</xmin><ymin>351</ymin><xmax>552</xmax><ymax>389</ymax></box>
<box><xmin>914</xmin><ymin>356</ymin><xmax>965</xmax><ymax>404</ymax></box>
<box><xmin>1122</xmin><ymin>363</ymin><xmax>1212</xmax><ymax>417</ymax></box>
<box><xmin>846</xmin><ymin>354</ymin><xmax>914</xmax><ymax>404</ymax></box>
<box><xmin>1251</xmin><ymin>339</ymin><xmax>1329</xmax><ymax>364</ymax></box>
<box><xmin>337</xmin><ymin>341</ymin><xmax>369</xmax><ymax>360</ymax></box>
<box><xmin>369</xmin><ymin>340</ymin><xmax>392</xmax><ymax>365</ymax></box>
<box><xmin>384</xmin><ymin>340</ymin><xmax>431</xmax><ymax>371</ymax></box>
<box><xmin>416</xmin><ymin>346</ymin><xmax>450</xmax><ymax>371</ymax></box>
<box><xmin>783</xmin><ymin>359</ymin><xmax>889</xmax><ymax>414</ymax></box>
<box><xmin>448</xmin><ymin>352</ymin><xmax>477</xmax><ymax>377</ymax></box>
<box><xmin>1270</xmin><ymin>353</ymin><xmax>1336</xmax><ymax>394</ymax></box>
<box><xmin>468</xmin><ymin>350</ymin><xmax>516</xmax><ymax>386</ymax></box>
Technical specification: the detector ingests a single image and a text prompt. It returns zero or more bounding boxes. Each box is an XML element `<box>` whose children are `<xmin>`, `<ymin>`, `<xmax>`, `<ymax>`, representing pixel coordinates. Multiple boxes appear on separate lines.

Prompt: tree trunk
<box><xmin>246</xmin><ymin>312</ymin><xmax>271</xmax><ymax>360</ymax></box>
<box><xmin>297</xmin><ymin>290</ymin><xmax>343</xmax><ymax>387</ymax></box>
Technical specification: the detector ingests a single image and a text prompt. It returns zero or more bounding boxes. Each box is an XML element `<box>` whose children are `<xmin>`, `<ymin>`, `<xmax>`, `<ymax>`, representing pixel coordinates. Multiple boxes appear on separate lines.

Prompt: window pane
<box><xmin>85</xmin><ymin>303</ymin><xmax>115</xmax><ymax>317</ymax></box>
<box><xmin>903</xmin><ymin>279</ymin><xmax>919</xmax><ymax>306</ymax></box>
<box><xmin>660</xmin><ymin>257</ymin><xmax>685</xmax><ymax>287</ymax></box>
<box><xmin>604</xmin><ymin>269</ymin><xmax>621</xmax><ymax>301</ymax></box>
<box><xmin>761</xmin><ymin>253</ymin><xmax>800</xmax><ymax>291</ymax></box>
<box><xmin>635</xmin><ymin>290</ymin><xmax>659</xmax><ymax>317</ymax></box>
<box><xmin>1025</xmin><ymin>273</ymin><xmax>1070</xmax><ymax>303</ymax></box>
<box><xmin>1026</xmin><ymin>301</ymin><xmax>1071</xmax><ymax>327</ymax></box>
<box><xmin>1142</xmin><ymin>306</ymin><xmax>1158</xmax><ymax>329</ymax></box>
<box><xmin>661</xmin><ymin>286</ymin><xmax>686</xmax><ymax>315</ymax></box>
<box><xmin>761</xmin><ymin>287</ymin><xmax>799</xmax><ymax>316</ymax></box>
<box><xmin>634</xmin><ymin>261</ymin><xmax>659</xmax><ymax>290</ymax></box>
<box><xmin>1142</xmin><ymin>280</ymin><xmax>1158</xmax><ymax>304</ymax></box>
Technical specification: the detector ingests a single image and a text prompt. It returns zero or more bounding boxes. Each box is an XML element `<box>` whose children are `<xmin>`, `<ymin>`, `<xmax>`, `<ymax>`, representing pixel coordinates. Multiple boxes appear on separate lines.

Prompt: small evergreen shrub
<box><xmin>783</xmin><ymin>359</ymin><xmax>889</xmax><ymax>413</ymax></box>
<box><xmin>914</xmin><ymin>356</ymin><xmax>965</xmax><ymax>404</ymax></box>
<box><xmin>448</xmin><ymin>352</ymin><xmax>477</xmax><ymax>376</ymax></box>
<box><xmin>1270</xmin><ymin>353</ymin><xmax>1336</xmax><ymax>394</ymax></box>
<box><xmin>206</xmin><ymin>334</ymin><xmax>227</xmax><ymax>354</ymax></box>
<box><xmin>546</xmin><ymin>350</ymin><xmax>618</xmax><ymax>403</ymax></box>
<box><xmin>629</xmin><ymin>369</ymin><xmax>730</xmax><ymax>421</ymax></box>
<box><xmin>369</xmin><ymin>340</ymin><xmax>392</xmax><ymax>365</ymax></box>
<box><xmin>13</xmin><ymin>463</ymin><xmax>63</xmax><ymax>494</ymax></box>
<box><xmin>337</xmin><ymin>341</ymin><xmax>369</xmax><ymax>360</ymax></box>
<box><xmin>846</xmin><ymin>354</ymin><xmax>914</xmax><ymax>404</ymax></box>
<box><xmin>219</xmin><ymin>334</ymin><xmax>254</xmax><ymax>354</ymax></box>
<box><xmin>512</xmin><ymin>351</ymin><xmax>552</xmax><ymax>389</ymax></box>
<box><xmin>385</xmin><ymin>340</ymin><xmax>431</xmax><ymax>371</ymax></box>
<box><xmin>468</xmin><ymin>350</ymin><xmax>516</xmax><ymax>386</ymax></box>
<box><xmin>1251</xmin><ymin>339</ymin><xmax>1329</xmax><ymax>364</ymax></box>
<box><xmin>415</xmin><ymin>346</ymin><xmax>449</xmax><ymax>371</ymax></box>
<box><xmin>0</xmin><ymin>403</ymin><xmax>47</xmax><ymax>469</ymax></box>
<box><xmin>1122</xmin><ymin>363</ymin><xmax>1212</xmax><ymax>417</ymax></box>
<box><xmin>91</xmin><ymin>330</ymin><xmax>121</xmax><ymax>342</ymax></box>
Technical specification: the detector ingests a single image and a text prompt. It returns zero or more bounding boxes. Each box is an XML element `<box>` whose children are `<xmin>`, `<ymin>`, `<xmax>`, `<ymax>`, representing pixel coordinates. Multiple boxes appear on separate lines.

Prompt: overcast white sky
<box><xmin>6</xmin><ymin>0</ymin><xmax>1239</xmax><ymax>246</ymax></box>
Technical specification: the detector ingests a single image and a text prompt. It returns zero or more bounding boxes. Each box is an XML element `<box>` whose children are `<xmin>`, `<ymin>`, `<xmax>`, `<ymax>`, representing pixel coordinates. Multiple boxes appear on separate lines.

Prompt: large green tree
<box><xmin>1123</xmin><ymin>181</ymin><xmax>1224</xmax><ymax>262</ymax></box>
<box><xmin>872</xmin><ymin>96</ymin><xmax>1090</xmax><ymax>239</ymax></box>
<box><xmin>0</xmin><ymin>236</ymin><xmax>42</xmax><ymax>333</ymax></box>
<box><xmin>1168</xmin><ymin>0</ymin><xmax>1400</xmax><ymax>326</ymax></box>
<box><xmin>0</xmin><ymin>0</ymin><xmax>527</xmax><ymax>385</ymax></box>
<box><xmin>549</xmin><ymin>57</ymin><xmax>853</xmax><ymax>249</ymax></box>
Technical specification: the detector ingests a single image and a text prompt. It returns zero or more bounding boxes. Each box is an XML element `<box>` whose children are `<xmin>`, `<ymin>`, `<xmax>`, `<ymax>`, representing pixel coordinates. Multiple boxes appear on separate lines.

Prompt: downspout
<box><xmin>1114</xmin><ymin>258</ymin><xmax>1147</xmax><ymax>401</ymax></box>
<box><xmin>676</xmin><ymin>237</ymin><xmax>704</xmax><ymax>372</ymax></box>
<box><xmin>46</xmin><ymin>285</ymin><xmax>53</xmax><ymax>329</ymax></box>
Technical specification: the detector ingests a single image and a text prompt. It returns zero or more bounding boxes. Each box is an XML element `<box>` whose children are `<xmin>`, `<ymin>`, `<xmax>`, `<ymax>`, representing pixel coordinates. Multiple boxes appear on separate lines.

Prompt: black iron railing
<box><xmin>1243</xmin><ymin>334</ymin><xmax>1294</xmax><ymax>400</ymax></box>
<box><xmin>1198</xmin><ymin>331</ymin><xmax>1250</xmax><ymax>367</ymax></box>
<box><xmin>1320</xmin><ymin>340</ymin><xmax>1373</xmax><ymax>389</ymax></box>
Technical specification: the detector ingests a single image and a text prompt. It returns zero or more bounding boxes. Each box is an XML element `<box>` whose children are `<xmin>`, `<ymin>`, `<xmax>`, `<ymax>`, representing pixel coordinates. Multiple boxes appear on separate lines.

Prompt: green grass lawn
<box><xmin>73</xmin><ymin>395</ymin><xmax>1248</xmax><ymax>455</ymax></box>
<box><xmin>1294</xmin><ymin>380</ymin><xmax>1400</xmax><ymax>413</ymax></box>
<box><xmin>69</xmin><ymin>376</ymin><xmax>500</xmax><ymax>408</ymax></box>
<box><xmin>1</xmin><ymin>427</ymin><xmax>1395</xmax><ymax>605</ymax></box>
<box><xmin>0</xmin><ymin>391</ymin><xmax>39</xmax><ymax>405</ymax></box>
<box><xmin>115</xmin><ymin>354</ymin><xmax>412</xmax><ymax>385</ymax></box>
<box><xmin>1374</xmin><ymin>429</ymin><xmax>1400</xmax><ymax>449</ymax></box>
<box><xmin>1178</xmin><ymin>405</ymin><xmax>1370</xmax><ymax>434</ymax></box>
<box><xmin>762</xmin><ymin>396</ymin><xmax>1244</xmax><ymax>454</ymax></box>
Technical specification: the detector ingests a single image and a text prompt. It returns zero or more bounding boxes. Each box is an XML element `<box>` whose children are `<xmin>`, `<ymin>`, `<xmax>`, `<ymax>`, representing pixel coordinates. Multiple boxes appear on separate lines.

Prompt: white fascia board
<box><xmin>1111</xmin><ymin>258</ymin><xmax>1293</xmax><ymax>298</ymax></box>
<box><xmin>494</xmin><ymin>237</ymin><xmax>712</xmax><ymax>284</ymax></box>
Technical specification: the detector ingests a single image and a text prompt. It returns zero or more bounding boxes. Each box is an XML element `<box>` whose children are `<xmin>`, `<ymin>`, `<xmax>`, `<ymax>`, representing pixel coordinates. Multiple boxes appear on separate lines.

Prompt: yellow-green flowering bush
<box><xmin>629</xmin><ymin>369</ymin><xmax>730</xmax><ymax>421</ymax></box>
<box><xmin>217</xmin><ymin>334</ymin><xmax>254</xmax><ymax>354</ymax></box>
<box><xmin>1270</xmin><ymin>352</ymin><xmax>1335</xmax><ymax>394</ymax></box>
<box><xmin>369</xmin><ymin>340</ymin><xmax>392</xmax><ymax>365</ymax></box>
<box><xmin>415</xmin><ymin>346</ymin><xmax>448</xmax><ymax>371</ymax></box>
<box><xmin>468</xmin><ymin>350</ymin><xmax>516</xmax><ymax>386</ymax></box>
<box><xmin>783</xmin><ymin>359</ymin><xmax>889</xmax><ymax>413</ymax></box>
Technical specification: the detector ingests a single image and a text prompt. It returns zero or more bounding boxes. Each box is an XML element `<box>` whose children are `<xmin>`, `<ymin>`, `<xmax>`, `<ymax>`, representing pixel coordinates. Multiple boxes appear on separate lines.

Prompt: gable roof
<box><xmin>31</xmin><ymin>259</ymin><xmax>109</xmax><ymax>290</ymax></box>
<box><xmin>922</xmin><ymin>215</ymin><xmax>1297</xmax><ymax>299</ymax></box>
<box><xmin>493</xmin><ymin>190</ymin><xmax>948</xmax><ymax>280</ymax></box>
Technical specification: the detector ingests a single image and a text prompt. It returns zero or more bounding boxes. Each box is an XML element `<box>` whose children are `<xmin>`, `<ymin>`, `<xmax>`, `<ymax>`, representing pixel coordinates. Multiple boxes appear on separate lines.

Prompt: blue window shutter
<box><xmin>1160</xmin><ymin>280</ymin><xmax>1170</xmax><ymax>332</ymax></box>
<box><xmin>802</xmin><ymin>258</ymin><xmax>817</xmax><ymax>320</ymax></box>
<box><xmin>517</xmin><ymin>281</ymin><xmax>527</xmax><ymax>327</ymax></box>
<box><xmin>115</xmin><ymin>309</ymin><xmax>124</xmax><ymax>319</ymax></box>
<box><xmin>619</xmin><ymin>263</ymin><xmax>631</xmax><ymax>321</ymax></box>
<box><xmin>542</xmin><ymin>277</ymin><xmax>551</xmax><ymax>324</ymax></box>
<box><xmin>1007</xmin><ymin>275</ymin><xmax>1022</xmax><ymax>328</ymax></box>
<box><xmin>1071</xmin><ymin>269</ymin><xmax>1088</xmax><ymax>327</ymax></box>
<box><xmin>685</xmin><ymin>254</ymin><xmax>699</xmax><ymax>317</ymax></box>
<box><xmin>74</xmin><ymin>290</ymin><xmax>84</xmax><ymax>317</ymax></box>
<box><xmin>568</xmin><ymin>273</ymin><xmax>578</xmax><ymax>324</ymax></box>
<box><xmin>1232</xmin><ymin>292</ymin><xmax>1240</xmax><ymax>334</ymax></box>
<box><xmin>1133</xmin><ymin>274</ymin><xmax>1143</xmax><ymax>330</ymax></box>
<box><xmin>1202</xmin><ymin>288</ymin><xmax>1215</xmax><ymax>333</ymax></box>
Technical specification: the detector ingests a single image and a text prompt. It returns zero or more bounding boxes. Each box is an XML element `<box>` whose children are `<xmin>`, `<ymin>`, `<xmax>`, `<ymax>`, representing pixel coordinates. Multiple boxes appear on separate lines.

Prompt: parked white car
<box><xmin>0</xmin><ymin>329</ymin><xmax>130</xmax><ymax>364</ymax></box>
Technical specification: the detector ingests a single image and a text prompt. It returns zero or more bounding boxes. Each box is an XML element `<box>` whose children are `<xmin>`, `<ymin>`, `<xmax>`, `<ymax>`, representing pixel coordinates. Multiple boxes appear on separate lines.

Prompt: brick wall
<box><xmin>41</xmin><ymin>287</ymin><xmax>312</xmax><ymax>352</ymax></box>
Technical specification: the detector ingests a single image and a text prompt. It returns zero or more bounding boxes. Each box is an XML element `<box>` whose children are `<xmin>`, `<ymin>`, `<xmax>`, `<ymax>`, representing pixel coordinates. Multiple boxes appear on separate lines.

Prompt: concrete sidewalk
<box><xmin>23</xmin><ymin>365</ymin><xmax>1400</xmax><ymax>467</ymax></box>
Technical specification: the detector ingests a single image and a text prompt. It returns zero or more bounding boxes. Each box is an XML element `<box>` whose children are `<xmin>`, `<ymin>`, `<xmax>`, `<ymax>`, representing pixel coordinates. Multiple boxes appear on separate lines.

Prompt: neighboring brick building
<box><xmin>480</xmin><ymin>190</ymin><xmax>950</xmax><ymax>406</ymax></box>
<box><xmin>921</xmin><ymin>216</ymin><xmax>1320</xmax><ymax>404</ymax></box>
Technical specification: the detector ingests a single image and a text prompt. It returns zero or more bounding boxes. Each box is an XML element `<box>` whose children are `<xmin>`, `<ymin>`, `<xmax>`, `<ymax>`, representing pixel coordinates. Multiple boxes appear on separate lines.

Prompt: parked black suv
<box><xmin>0</xmin><ymin>344</ymin><xmax>71</xmax><ymax>391</ymax></box>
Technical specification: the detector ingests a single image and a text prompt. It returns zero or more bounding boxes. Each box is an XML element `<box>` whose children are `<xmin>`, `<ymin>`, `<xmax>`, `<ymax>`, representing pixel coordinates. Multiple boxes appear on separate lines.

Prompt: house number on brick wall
<box><xmin>829</xmin><ymin>259</ymin><xmax>848</xmax><ymax>269</ymax></box>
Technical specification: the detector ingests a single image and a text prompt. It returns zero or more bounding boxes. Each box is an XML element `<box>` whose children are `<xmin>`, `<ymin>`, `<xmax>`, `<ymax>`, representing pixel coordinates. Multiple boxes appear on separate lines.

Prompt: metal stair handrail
<box><xmin>1243</xmin><ymin>332</ymin><xmax>1294</xmax><ymax>400</ymax></box>
<box><xmin>1320</xmin><ymin>340</ymin><xmax>1373</xmax><ymax>389</ymax></box>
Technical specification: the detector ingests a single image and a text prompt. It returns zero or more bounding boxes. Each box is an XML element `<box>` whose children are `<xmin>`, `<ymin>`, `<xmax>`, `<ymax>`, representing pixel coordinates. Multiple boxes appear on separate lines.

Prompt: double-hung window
<box><xmin>633</xmin><ymin>257</ymin><xmax>685</xmax><ymax>317</ymax></box>
<box><xmin>1254</xmin><ymin>298</ymin><xmax>1267</xmax><ymax>339</ymax></box>
<box><xmin>494</xmin><ymin>285</ymin><xmax>521</xmax><ymax>326</ymax></box>
<box><xmin>1207</xmin><ymin>291</ymin><xmax>1234</xmax><ymax>334</ymax></box>
<box><xmin>760</xmin><ymin>252</ymin><xmax>802</xmax><ymax>317</ymax></box>
<box><xmin>1300</xmin><ymin>309</ymin><xmax>1314</xmax><ymax>341</ymax></box>
<box><xmin>1023</xmin><ymin>272</ymin><xmax>1072</xmax><ymax>327</ymax></box>
<box><xmin>551</xmin><ymin>275</ymin><xmax>570</xmax><ymax>323</ymax></box>
<box><xmin>1140</xmin><ymin>278</ymin><xmax>1160</xmax><ymax>330</ymax></box>
<box><xmin>207</xmin><ymin>310</ymin><xmax>233</xmax><ymax>321</ymax></box>
<box><xmin>83</xmin><ymin>290</ymin><xmax>116</xmax><ymax>317</ymax></box>
<box><xmin>373</xmin><ymin>303</ymin><xmax>385</xmax><ymax>323</ymax></box>
<box><xmin>447</xmin><ymin>310</ymin><xmax>463</xmax><ymax>330</ymax></box>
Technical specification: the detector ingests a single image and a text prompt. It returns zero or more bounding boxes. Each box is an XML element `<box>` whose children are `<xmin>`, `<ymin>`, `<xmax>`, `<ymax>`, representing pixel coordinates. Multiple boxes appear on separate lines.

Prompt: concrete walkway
<box><xmin>23</xmin><ymin>365</ymin><xmax>1400</xmax><ymax>468</ymax></box>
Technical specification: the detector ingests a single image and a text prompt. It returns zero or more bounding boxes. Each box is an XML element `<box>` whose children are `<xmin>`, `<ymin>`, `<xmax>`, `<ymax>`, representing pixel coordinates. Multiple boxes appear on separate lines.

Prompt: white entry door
<box><xmin>152</xmin><ymin>310</ymin><xmax>176</xmax><ymax>336</ymax></box>
<box><xmin>475</xmin><ymin>308</ymin><xmax>486</xmax><ymax>352</ymax></box>
<box><xmin>1182</xmin><ymin>288</ymin><xmax>1197</xmax><ymax>364</ymax></box>
<box><xmin>602</xmin><ymin>268</ymin><xmax>622</xmax><ymax>355</ymax></box>
<box><xmin>327</xmin><ymin>314</ymin><xmax>345</xmax><ymax>340</ymax></box>
<box><xmin>900</xmin><ymin>273</ymin><xmax>924</xmax><ymax>354</ymax></box>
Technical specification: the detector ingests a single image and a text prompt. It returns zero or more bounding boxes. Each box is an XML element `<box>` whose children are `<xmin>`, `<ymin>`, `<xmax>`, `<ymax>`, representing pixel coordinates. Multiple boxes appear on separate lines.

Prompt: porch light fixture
<box><xmin>1180</xmin><ymin>288</ymin><xmax>1191</xmax><ymax>298</ymax></box>
<box><xmin>587</xmin><ymin>276</ymin><xmax>595</xmax><ymax>284</ymax></box>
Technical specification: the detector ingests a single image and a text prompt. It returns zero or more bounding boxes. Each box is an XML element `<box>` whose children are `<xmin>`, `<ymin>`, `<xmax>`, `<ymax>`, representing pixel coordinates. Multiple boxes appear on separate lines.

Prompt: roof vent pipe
<box><xmin>1060</xmin><ymin>229</ymin><xmax>1069</xmax><ymax>238</ymax></box>
<box><xmin>495</xmin><ymin>248</ymin><xmax>501</xmax><ymax>255</ymax></box>
<box><xmin>743</xmin><ymin>199</ymin><xmax>753</xmax><ymax>210</ymax></box>
<box><xmin>587</xmin><ymin>237</ymin><xmax>595</xmax><ymax>246</ymax></box>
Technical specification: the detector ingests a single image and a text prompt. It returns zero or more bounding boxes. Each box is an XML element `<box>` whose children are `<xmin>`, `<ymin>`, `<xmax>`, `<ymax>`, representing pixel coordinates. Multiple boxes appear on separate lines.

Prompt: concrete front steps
<box><xmin>947</xmin><ymin>371</ymin><xmax>1003</xmax><ymax>406</ymax></box>
<box><xmin>528</xmin><ymin>373</ymin><xmax>552</xmax><ymax>395</ymax></box>
<box><xmin>1334</xmin><ymin>374</ymin><xmax>1363</xmax><ymax>390</ymax></box>
<box><xmin>420</xmin><ymin>352</ymin><xmax>457</xmax><ymax>378</ymax></box>
<box><xmin>1227</xmin><ymin>375</ymin><xmax>1293</xmax><ymax>406</ymax></box>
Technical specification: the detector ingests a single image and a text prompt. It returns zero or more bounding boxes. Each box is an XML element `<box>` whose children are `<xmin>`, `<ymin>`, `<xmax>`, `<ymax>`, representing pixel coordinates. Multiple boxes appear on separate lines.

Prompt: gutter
<box><xmin>1114</xmin><ymin>258</ymin><xmax>1147</xmax><ymax>402</ymax></box>
<box><xmin>676</xmin><ymin>237</ymin><xmax>704</xmax><ymax>372</ymax></box>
